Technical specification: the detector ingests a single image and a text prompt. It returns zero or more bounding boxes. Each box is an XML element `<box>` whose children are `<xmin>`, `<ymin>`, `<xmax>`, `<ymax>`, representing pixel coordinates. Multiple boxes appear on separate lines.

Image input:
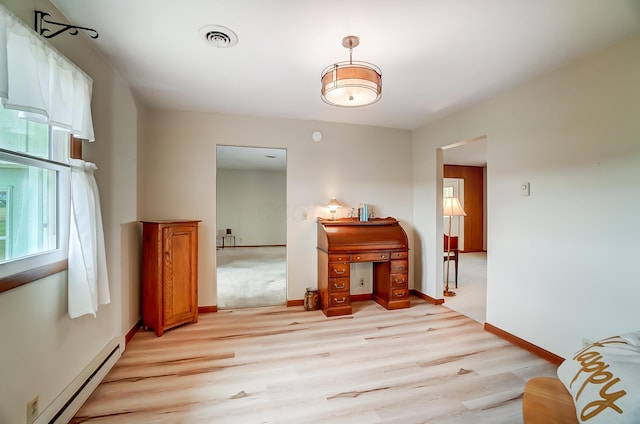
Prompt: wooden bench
<box><xmin>523</xmin><ymin>377</ymin><xmax>578</xmax><ymax>424</ymax></box>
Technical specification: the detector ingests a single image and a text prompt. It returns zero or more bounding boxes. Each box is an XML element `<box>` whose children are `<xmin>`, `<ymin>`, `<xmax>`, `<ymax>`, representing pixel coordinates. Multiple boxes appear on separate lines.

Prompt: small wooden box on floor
<box><xmin>317</xmin><ymin>217</ymin><xmax>410</xmax><ymax>317</ymax></box>
<box><xmin>141</xmin><ymin>220</ymin><xmax>200</xmax><ymax>336</ymax></box>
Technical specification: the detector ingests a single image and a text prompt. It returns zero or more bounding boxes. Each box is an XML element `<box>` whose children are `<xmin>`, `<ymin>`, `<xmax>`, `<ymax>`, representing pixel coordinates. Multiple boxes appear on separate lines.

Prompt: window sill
<box><xmin>0</xmin><ymin>260</ymin><xmax>68</xmax><ymax>294</ymax></box>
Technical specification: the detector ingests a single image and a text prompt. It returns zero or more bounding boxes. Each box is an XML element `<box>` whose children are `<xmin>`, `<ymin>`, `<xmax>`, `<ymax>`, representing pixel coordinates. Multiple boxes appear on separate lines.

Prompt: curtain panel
<box><xmin>0</xmin><ymin>4</ymin><xmax>95</xmax><ymax>141</ymax></box>
<box><xmin>68</xmin><ymin>159</ymin><xmax>110</xmax><ymax>318</ymax></box>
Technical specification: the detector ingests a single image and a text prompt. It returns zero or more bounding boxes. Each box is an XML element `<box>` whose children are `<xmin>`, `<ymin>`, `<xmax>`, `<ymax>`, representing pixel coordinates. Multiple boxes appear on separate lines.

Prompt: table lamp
<box><xmin>326</xmin><ymin>197</ymin><xmax>342</xmax><ymax>220</ymax></box>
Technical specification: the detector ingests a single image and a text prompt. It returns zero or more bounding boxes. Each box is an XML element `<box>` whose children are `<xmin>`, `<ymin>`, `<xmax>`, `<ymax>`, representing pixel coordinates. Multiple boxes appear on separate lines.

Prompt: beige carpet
<box><xmin>216</xmin><ymin>246</ymin><xmax>287</xmax><ymax>309</ymax></box>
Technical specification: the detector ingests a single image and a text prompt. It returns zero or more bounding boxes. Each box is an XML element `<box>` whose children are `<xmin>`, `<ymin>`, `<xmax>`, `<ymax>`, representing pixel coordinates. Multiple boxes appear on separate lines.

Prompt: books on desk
<box><xmin>359</xmin><ymin>203</ymin><xmax>369</xmax><ymax>221</ymax></box>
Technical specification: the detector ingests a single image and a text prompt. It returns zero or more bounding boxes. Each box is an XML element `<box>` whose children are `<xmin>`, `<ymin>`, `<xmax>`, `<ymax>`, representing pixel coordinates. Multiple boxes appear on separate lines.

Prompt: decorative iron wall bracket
<box><xmin>34</xmin><ymin>10</ymin><xmax>99</xmax><ymax>39</ymax></box>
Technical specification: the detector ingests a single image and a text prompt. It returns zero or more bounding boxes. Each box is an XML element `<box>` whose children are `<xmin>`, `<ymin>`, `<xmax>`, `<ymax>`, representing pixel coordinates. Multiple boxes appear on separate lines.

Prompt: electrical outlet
<box><xmin>27</xmin><ymin>396</ymin><xmax>38</xmax><ymax>424</ymax></box>
<box><xmin>359</xmin><ymin>278</ymin><xmax>365</xmax><ymax>286</ymax></box>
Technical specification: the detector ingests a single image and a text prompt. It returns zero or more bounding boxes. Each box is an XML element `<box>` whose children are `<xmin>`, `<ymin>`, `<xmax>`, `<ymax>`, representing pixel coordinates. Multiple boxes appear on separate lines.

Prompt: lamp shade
<box><xmin>321</xmin><ymin>62</ymin><xmax>382</xmax><ymax>107</ymax></box>
<box><xmin>443</xmin><ymin>197</ymin><xmax>466</xmax><ymax>217</ymax></box>
<box><xmin>326</xmin><ymin>197</ymin><xmax>342</xmax><ymax>210</ymax></box>
<box><xmin>321</xmin><ymin>35</ymin><xmax>382</xmax><ymax>108</ymax></box>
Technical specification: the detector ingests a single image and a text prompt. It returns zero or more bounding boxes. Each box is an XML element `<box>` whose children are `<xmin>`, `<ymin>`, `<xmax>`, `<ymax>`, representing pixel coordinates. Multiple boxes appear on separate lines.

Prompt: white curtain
<box><xmin>0</xmin><ymin>4</ymin><xmax>95</xmax><ymax>140</ymax></box>
<box><xmin>68</xmin><ymin>159</ymin><xmax>110</xmax><ymax>318</ymax></box>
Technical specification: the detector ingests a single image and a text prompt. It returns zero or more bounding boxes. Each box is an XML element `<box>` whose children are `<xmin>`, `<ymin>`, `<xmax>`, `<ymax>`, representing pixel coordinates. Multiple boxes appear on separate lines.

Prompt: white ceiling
<box><xmin>50</xmin><ymin>0</ymin><xmax>640</xmax><ymax>167</ymax></box>
<box><xmin>443</xmin><ymin>138</ymin><xmax>488</xmax><ymax>167</ymax></box>
<box><xmin>217</xmin><ymin>145</ymin><xmax>286</xmax><ymax>171</ymax></box>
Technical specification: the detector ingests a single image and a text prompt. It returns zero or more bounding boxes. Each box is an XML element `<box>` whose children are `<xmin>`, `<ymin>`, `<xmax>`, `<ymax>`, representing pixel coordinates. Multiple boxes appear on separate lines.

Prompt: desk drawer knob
<box><xmin>394</xmin><ymin>278</ymin><xmax>405</xmax><ymax>284</ymax></box>
<box><xmin>394</xmin><ymin>291</ymin><xmax>406</xmax><ymax>297</ymax></box>
<box><xmin>356</xmin><ymin>256</ymin><xmax>361</xmax><ymax>260</ymax></box>
<box><xmin>333</xmin><ymin>269</ymin><xmax>345</xmax><ymax>275</ymax></box>
<box><xmin>395</xmin><ymin>266</ymin><xmax>406</xmax><ymax>271</ymax></box>
<box><xmin>334</xmin><ymin>297</ymin><xmax>346</xmax><ymax>304</ymax></box>
<box><xmin>333</xmin><ymin>283</ymin><xmax>346</xmax><ymax>289</ymax></box>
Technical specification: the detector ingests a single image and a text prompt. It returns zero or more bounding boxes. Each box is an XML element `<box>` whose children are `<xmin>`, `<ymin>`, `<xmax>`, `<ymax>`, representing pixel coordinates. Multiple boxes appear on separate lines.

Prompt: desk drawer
<box><xmin>329</xmin><ymin>254</ymin><xmax>350</xmax><ymax>263</ymax></box>
<box><xmin>329</xmin><ymin>263</ymin><xmax>349</xmax><ymax>277</ymax></box>
<box><xmin>352</xmin><ymin>252</ymin><xmax>389</xmax><ymax>262</ymax></box>
<box><xmin>391</xmin><ymin>251</ymin><xmax>407</xmax><ymax>260</ymax></box>
<box><xmin>390</xmin><ymin>260</ymin><xmax>408</xmax><ymax>273</ymax></box>
<box><xmin>329</xmin><ymin>291</ymin><xmax>350</xmax><ymax>307</ymax></box>
<box><xmin>390</xmin><ymin>274</ymin><xmax>408</xmax><ymax>289</ymax></box>
<box><xmin>329</xmin><ymin>278</ymin><xmax>350</xmax><ymax>292</ymax></box>
<box><xmin>392</xmin><ymin>288</ymin><xmax>409</xmax><ymax>300</ymax></box>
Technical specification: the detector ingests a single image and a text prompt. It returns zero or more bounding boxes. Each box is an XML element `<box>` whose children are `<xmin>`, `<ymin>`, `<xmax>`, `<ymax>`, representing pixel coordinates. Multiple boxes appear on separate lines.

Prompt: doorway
<box><xmin>441</xmin><ymin>137</ymin><xmax>487</xmax><ymax>323</ymax></box>
<box><xmin>216</xmin><ymin>145</ymin><xmax>287</xmax><ymax>309</ymax></box>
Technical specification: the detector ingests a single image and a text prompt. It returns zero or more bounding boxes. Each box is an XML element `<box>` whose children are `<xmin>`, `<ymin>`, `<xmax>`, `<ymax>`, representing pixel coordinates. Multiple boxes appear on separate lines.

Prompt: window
<box><xmin>443</xmin><ymin>186</ymin><xmax>454</xmax><ymax>198</ymax></box>
<box><xmin>0</xmin><ymin>103</ymin><xmax>70</xmax><ymax>281</ymax></box>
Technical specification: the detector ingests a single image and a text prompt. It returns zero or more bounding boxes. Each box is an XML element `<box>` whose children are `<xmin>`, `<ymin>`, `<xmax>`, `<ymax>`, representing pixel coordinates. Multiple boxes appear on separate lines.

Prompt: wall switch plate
<box><xmin>520</xmin><ymin>182</ymin><xmax>530</xmax><ymax>196</ymax></box>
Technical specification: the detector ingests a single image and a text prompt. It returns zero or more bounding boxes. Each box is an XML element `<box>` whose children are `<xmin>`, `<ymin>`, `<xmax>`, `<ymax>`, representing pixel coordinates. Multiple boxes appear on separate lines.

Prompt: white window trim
<box><xmin>0</xmin><ymin>185</ymin><xmax>12</xmax><ymax>258</ymax></box>
<box><xmin>0</xmin><ymin>150</ymin><xmax>69</xmax><ymax>280</ymax></box>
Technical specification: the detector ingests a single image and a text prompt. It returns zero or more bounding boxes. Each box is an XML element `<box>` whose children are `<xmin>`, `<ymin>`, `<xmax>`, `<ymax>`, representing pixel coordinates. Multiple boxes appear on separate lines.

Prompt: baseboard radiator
<box><xmin>34</xmin><ymin>338</ymin><xmax>122</xmax><ymax>424</ymax></box>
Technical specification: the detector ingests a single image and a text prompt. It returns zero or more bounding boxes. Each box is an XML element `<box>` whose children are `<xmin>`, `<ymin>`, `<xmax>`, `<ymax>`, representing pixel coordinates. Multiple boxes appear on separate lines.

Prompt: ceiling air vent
<box><xmin>199</xmin><ymin>25</ymin><xmax>238</xmax><ymax>48</ymax></box>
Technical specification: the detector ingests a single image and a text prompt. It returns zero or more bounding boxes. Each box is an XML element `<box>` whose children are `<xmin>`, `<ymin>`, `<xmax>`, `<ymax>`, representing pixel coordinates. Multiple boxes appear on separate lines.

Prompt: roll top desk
<box><xmin>317</xmin><ymin>217</ymin><xmax>410</xmax><ymax>317</ymax></box>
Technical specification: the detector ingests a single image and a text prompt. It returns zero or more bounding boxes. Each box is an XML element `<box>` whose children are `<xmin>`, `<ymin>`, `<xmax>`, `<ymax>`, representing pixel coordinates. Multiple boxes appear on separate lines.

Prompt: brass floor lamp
<box><xmin>443</xmin><ymin>197</ymin><xmax>466</xmax><ymax>297</ymax></box>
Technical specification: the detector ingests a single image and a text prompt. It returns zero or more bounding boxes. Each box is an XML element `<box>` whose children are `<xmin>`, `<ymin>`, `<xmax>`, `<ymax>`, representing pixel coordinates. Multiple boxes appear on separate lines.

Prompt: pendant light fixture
<box><xmin>321</xmin><ymin>35</ymin><xmax>382</xmax><ymax>107</ymax></box>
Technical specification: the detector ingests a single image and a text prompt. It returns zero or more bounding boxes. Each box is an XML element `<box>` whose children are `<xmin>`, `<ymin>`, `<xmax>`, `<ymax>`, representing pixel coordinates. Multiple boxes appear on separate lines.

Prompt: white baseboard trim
<box><xmin>34</xmin><ymin>337</ymin><xmax>122</xmax><ymax>424</ymax></box>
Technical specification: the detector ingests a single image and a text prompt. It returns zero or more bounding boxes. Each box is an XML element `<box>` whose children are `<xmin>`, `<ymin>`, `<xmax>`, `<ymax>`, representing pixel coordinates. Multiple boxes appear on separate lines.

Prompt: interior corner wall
<box><xmin>141</xmin><ymin>111</ymin><xmax>413</xmax><ymax>307</ymax></box>
<box><xmin>0</xmin><ymin>1</ymin><xmax>143</xmax><ymax>423</ymax></box>
<box><xmin>413</xmin><ymin>32</ymin><xmax>640</xmax><ymax>358</ymax></box>
<box><xmin>217</xmin><ymin>169</ymin><xmax>286</xmax><ymax>246</ymax></box>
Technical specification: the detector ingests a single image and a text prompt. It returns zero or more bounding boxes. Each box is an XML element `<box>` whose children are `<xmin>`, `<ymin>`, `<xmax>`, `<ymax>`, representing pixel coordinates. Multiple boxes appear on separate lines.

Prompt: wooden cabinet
<box><xmin>317</xmin><ymin>218</ymin><xmax>410</xmax><ymax>317</ymax></box>
<box><xmin>141</xmin><ymin>220</ymin><xmax>200</xmax><ymax>336</ymax></box>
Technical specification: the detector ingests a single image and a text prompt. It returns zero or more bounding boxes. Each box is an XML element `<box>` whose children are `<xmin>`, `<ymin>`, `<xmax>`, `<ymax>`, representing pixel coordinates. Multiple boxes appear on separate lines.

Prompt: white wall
<box><xmin>142</xmin><ymin>112</ymin><xmax>413</xmax><ymax>305</ymax></box>
<box><xmin>217</xmin><ymin>169</ymin><xmax>286</xmax><ymax>246</ymax></box>
<box><xmin>413</xmin><ymin>33</ymin><xmax>640</xmax><ymax>358</ymax></box>
<box><xmin>0</xmin><ymin>1</ymin><xmax>143</xmax><ymax>423</ymax></box>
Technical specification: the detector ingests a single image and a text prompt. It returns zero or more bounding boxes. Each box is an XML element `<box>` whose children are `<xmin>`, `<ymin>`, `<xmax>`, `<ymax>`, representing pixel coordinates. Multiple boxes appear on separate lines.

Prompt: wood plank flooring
<box><xmin>71</xmin><ymin>298</ymin><xmax>557</xmax><ymax>423</ymax></box>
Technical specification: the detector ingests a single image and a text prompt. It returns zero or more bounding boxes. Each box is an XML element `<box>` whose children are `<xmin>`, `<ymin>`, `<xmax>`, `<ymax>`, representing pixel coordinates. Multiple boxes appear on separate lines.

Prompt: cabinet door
<box><xmin>163</xmin><ymin>225</ymin><xmax>197</xmax><ymax>326</ymax></box>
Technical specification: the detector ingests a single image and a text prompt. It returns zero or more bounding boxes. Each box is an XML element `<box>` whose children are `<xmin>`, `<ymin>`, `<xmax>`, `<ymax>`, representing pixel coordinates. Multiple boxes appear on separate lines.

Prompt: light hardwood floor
<box><xmin>71</xmin><ymin>298</ymin><xmax>557</xmax><ymax>423</ymax></box>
